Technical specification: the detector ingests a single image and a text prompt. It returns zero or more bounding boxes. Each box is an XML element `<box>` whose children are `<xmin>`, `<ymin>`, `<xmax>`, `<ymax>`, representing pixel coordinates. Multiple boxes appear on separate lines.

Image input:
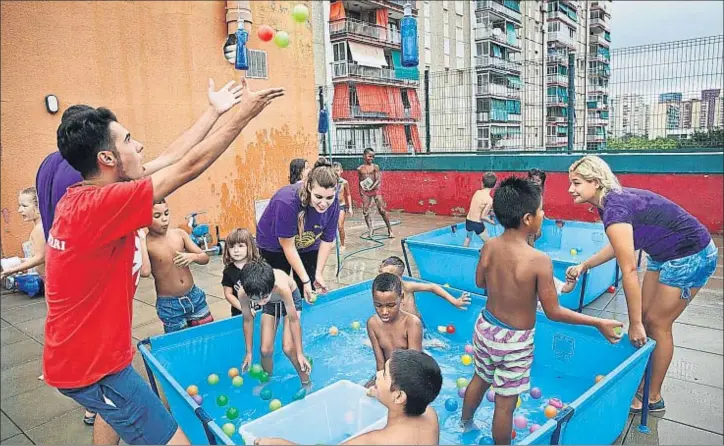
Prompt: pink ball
<box><xmin>513</xmin><ymin>415</ymin><xmax>528</xmax><ymax>430</ymax></box>
<box><xmin>530</xmin><ymin>387</ymin><xmax>542</xmax><ymax>399</ymax></box>
<box><xmin>486</xmin><ymin>389</ymin><xmax>495</xmax><ymax>402</ymax></box>
<box><xmin>548</xmin><ymin>397</ymin><xmax>564</xmax><ymax>409</ymax></box>
<box><xmin>464</xmin><ymin>344</ymin><xmax>474</xmax><ymax>354</ymax></box>
<box><xmin>192</xmin><ymin>394</ymin><xmax>203</xmax><ymax>405</ymax></box>
<box><xmin>458</xmin><ymin>387</ymin><xmax>466</xmax><ymax>398</ymax></box>
<box><xmin>529</xmin><ymin>424</ymin><xmax>541</xmax><ymax>433</ymax></box>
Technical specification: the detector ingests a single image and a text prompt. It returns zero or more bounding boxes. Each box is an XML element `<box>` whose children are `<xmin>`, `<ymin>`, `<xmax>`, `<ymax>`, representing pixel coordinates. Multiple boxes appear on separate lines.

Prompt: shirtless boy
<box><xmin>464</xmin><ymin>172</ymin><xmax>497</xmax><ymax>247</ymax></box>
<box><xmin>142</xmin><ymin>199</ymin><xmax>214</xmax><ymax>333</ymax></box>
<box><xmin>460</xmin><ymin>177</ymin><xmax>623</xmax><ymax>444</ymax></box>
<box><xmin>366</xmin><ymin>272</ymin><xmax>422</xmax><ymax>387</ymax></box>
<box><xmin>357</xmin><ymin>148</ymin><xmax>393</xmax><ymax>238</ymax></box>
<box><xmin>255</xmin><ymin>350</ymin><xmax>442</xmax><ymax>446</ymax></box>
<box><xmin>333</xmin><ymin>162</ymin><xmax>353</xmax><ymax>251</ymax></box>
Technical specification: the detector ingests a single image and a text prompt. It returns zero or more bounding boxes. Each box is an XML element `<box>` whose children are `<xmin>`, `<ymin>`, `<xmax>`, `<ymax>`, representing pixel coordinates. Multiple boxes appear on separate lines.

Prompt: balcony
<box><xmin>547</xmin><ymin>53</ymin><xmax>569</xmax><ymax>65</ymax></box>
<box><xmin>546</xmin><ymin>136</ymin><xmax>568</xmax><ymax>146</ymax></box>
<box><xmin>588</xmin><ymin>82</ymin><xmax>609</xmax><ymax>93</ymax></box>
<box><xmin>476</xmin><ymin>112</ymin><xmax>521</xmax><ymax>123</ymax></box>
<box><xmin>333</xmin><ymin>105</ymin><xmax>416</xmax><ymax>123</ymax></box>
<box><xmin>547</xmin><ymin>95</ymin><xmax>569</xmax><ymax>107</ymax></box>
<box><xmin>589</xmin><ymin>33</ymin><xmax>609</xmax><ymax>47</ymax></box>
<box><xmin>590</xmin><ymin>16</ymin><xmax>610</xmax><ymax>31</ymax></box>
<box><xmin>589</xmin><ymin>53</ymin><xmax>610</xmax><ymax>64</ymax></box>
<box><xmin>475</xmin><ymin>55</ymin><xmax>522</xmax><ymax>72</ymax></box>
<box><xmin>331</xmin><ymin>62</ymin><xmax>419</xmax><ymax>86</ymax></box>
<box><xmin>590</xmin><ymin>1</ymin><xmax>612</xmax><ymax>14</ymax></box>
<box><xmin>331</xmin><ymin>142</ymin><xmax>393</xmax><ymax>155</ymax></box>
<box><xmin>548</xmin><ymin>10</ymin><xmax>578</xmax><ymax>27</ymax></box>
<box><xmin>476</xmin><ymin>0</ymin><xmax>522</xmax><ymax>24</ymax></box>
<box><xmin>547</xmin><ymin>31</ymin><xmax>577</xmax><ymax>49</ymax></box>
<box><xmin>330</xmin><ymin>19</ymin><xmax>401</xmax><ymax>48</ymax></box>
<box><xmin>474</xmin><ymin>27</ymin><xmax>522</xmax><ymax>50</ymax></box>
<box><xmin>547</xmin><ymin>73</ymin><xmax>568</xmax><ymax>85</ymax></box>
<box><xmin>588</xmin><ymin>67</ymin><xmax>610</xmax><ymax>79</ymax></box>
<box><xmin>373</xmin><ymin>0</ymin><xmax>417</xmax><ymax>14</ymax></box>
<box><xmin>547</xmin><ymin>115</ymin><xmax>568</xmax><ymax>123</ymax></box>
<box><xmin>476</xmin><ymin>83</ymin><xmax>522</xmax><ymax>99</ymax></box>
<box><xmin>588</xmin><ymin>134</ymin><xmax>606</xmax><ymax>142</ymax></box>
<box><xmin>587</xmin><ymin>116</ymin><xmax>609</xmax><ymax>126</ymax></box>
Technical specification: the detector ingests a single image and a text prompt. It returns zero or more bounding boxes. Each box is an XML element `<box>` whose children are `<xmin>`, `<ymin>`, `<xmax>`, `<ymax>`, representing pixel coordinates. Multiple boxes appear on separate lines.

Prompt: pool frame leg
<box><xmin>401</xmin><ymin>238</ymin><xmax>413</xmax><ymax>277</ymax></box>
<box><xmin>550</xmin><ymin>405</ymin><xmax>576</xmax><ymax>444</ymax></box>
<box><xmin>637</xmin><ymin>357</ymin><xmax>653</xmax><ymax>434</ymax></box>
<box><xmin>577</xmin><ymin>271</ymin><xmax>589</xmax><ymax>313</ymax></box>
<box><xmin>195</xmin><ymin>407</ymin><xmax>219</xmax><ymax>445</ymax></box>
<box><xmin>137</xmin><ymin>338</ymin><xmax>161</xmax><ymax>398</ymax></box>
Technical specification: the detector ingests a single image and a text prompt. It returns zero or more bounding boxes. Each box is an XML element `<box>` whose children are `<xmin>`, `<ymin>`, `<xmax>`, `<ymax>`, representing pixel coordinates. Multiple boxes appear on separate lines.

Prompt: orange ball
<box><xmin>511</xmin><ymin>430</ymin><xmax>516</xmax><ymax>440</ymax></box>
<box><xmin>186</xmin><ymin>385</ymin><xmax>199</xmax><ymax>397</ymax></box>
<box><xmin>544</xmin><ymin>405</ymin><xmax>558</xmax><ymax>419</ymax></box>
<box><xmin>228</xmin><ymin>368</ymin><xmax>240</xmax><ymax>379</ymax></box>
<box><xmin>595</xmin><ymin>374</ymin><xmax>605</xmax><ymax>383</ymax></box>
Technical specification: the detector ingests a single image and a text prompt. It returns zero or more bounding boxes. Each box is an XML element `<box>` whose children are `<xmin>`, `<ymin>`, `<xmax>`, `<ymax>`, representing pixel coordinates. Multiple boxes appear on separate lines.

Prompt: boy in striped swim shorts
<box><xmin>459</xmin><ymin>177</ymin><xmax>623</xmax><ymax>444</ymax></box>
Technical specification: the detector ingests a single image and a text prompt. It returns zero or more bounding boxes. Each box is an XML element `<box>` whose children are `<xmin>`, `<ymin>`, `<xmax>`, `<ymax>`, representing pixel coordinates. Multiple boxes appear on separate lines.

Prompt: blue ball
<box><xmin>444</xmin><ymin>398</ymin><xmax>458</xmax><ymax>412</ymax></box>
<box><xmin>478</xmin><ymin>435</ymin><xmax>495</xmax><ymax>445</ymax></box>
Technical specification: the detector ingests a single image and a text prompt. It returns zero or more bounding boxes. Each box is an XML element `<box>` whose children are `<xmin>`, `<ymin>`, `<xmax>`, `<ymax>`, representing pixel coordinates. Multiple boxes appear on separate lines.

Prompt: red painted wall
<box><xmin>342</xmin><ymin>171</ymin><xmax>724</xmax><ymax>233</ymax></box>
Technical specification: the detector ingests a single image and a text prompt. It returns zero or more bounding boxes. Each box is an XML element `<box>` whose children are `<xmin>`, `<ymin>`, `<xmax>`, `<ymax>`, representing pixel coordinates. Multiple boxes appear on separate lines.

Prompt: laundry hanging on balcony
<box><xmin>332</xmin><ymin>84</ymin><xmax>351</xmax><ymax>120</ymax></box>
<box><xmin>330</xmin><ymin>1</ymin><xmax>345</xmax><ymax>21</ymax></box>
<box><xmin>348</xmin><ymin>41</ymin><xmax>388</xmax><ymax>68</ymax></box>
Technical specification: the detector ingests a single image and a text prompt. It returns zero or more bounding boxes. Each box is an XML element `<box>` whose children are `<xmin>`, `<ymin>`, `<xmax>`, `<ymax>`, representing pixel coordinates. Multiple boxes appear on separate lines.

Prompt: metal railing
<box><xmin>475</xmin><ymin>0</ymin><xmax>522</xmax><ymax>23</ymax></box>
<box><xmin>589</xmin><ymin>53</ymin><xmax>610</xmax><ymax>64</ymax></box>
<box><xmin>474</xmin><ymin>27</ymin><xmax>522</xmax><ymax>49</ymax></box>
<box><xmin>475</xmin><ymin>55</ymin><xmax>522</xmax><ymax>71</ymax></box>
<box><xmin>590</xmin><ymin>16</ymin><xmax>610</xmax><ymax>30</ymax></box>
<box><xmin>546</xmin><ymin>136</ymin><xmax>568</xmax><ymax>146</ymax></box>
<box><xmin>547</xmin><ymin>73</ymin><xmax>569</xmax><ymax>85</ymax></box>
<box><xmin>476</xmin><ymin>83</ymin><xmax>522</xmax><ymax>98</ymax></box>
<box><xmin>548</xmin><ymin>10</ymin><xmax>578</xmax><ymax>27</ymax></box>
<box><xmin>329</xmin><ymin>19</ymin><xmax>401</xmax><ymax>46</ymax></box>
<box><xmin>331</xmin><ymin>62</ymin><xmax>419</xmax><ymax>85</ymax></box>
<box><xmin>547</xmin><ymin>95</ymin><xmax>569</xmax><ymax>106</ymax></box>
<box><xmin>589</xmin><ymin>34</ymin><xmax>609</xmax><ymax>46</ymax></box>
<box><xmin>548</xmin><ymin>31</ymin><xmax>577</xmax><ymax>49</ymax></box>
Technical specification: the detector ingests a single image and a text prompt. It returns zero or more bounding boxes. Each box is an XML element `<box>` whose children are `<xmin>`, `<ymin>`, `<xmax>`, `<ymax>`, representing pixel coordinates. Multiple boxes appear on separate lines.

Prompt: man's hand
<box><xmin>207</xmin><ymin>79</ymin><xmax>244</xmax><ymax>115</ymax></box>
<box><xmin>297</xmin><ymin>354</ymin><xmax>312</xmax><ymax>373</ymax></box>
<box><xmin>173</xmin><ymin>251</ymin><xmax>199</xmax><ymax>268</ymax></box>
<box><xmin>454</xmin><ymin>292</ymin><xmax>472</xmax><ymax>310</ymax></box>
<box><xmin>235</xmin><ymin>78</ymin><xmax>285</xmax><ymax>121</ymax></box>
<box><xmin>241</xmin><ymin>353</ymin><xmax>252</xmax><ymax>373</ymax></box>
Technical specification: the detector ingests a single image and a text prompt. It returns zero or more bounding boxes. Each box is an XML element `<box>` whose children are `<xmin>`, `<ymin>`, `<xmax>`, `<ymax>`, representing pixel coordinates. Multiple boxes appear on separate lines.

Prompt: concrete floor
<box><xmin>1</xmin><ymin>212</ymin><xmax>722</xmax><ymax>445</ymax></box>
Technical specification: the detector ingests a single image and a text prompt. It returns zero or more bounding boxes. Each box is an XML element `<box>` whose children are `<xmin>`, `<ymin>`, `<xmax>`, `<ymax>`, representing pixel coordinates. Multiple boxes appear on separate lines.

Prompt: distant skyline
<box><xmin>611</xmin><ymin>1</ymin><xmax>724</xmax><ymax>49</ymax></box>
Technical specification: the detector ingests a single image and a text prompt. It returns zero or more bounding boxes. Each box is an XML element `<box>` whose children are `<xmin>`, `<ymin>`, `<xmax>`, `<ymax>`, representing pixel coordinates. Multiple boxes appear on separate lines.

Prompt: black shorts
<box><xmin>231</xmin><ymin>301</ymin><xmax>261</xmax><ymax>317</ymax></box>
<box><xmin>260</xmin><ymin>248</ymin><xmax>319</xmax><ymax>293</ymax></box>
<box><xmin>262</xmin><ymin>288</ymin><xmax>303</xmax><ymax>320</ymax></box>
<box><xmin>465</xmin><ymin>219</ymin><xmax>486</xmax><ymax>235</ymax></box>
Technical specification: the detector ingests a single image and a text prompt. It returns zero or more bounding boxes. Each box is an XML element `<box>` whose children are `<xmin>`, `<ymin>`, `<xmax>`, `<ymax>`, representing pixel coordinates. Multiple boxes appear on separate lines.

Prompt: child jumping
<box><xmin>141</xmin><ymin>199</ymin><xmax>214</xmax><ymax>333</ymax></box>
<box><xmin>237</xmin><ymin>260</ymin><xmax>311</xmax><ymax>387</ymax></box>
<box><xmin>221</xmin><ymin>228</ymin><xmax>262</xmax><ymax>317</ymax></box>
<box><xmin>333</xmin><ymin>162</ymin><xmax>353</xmax><ymax>251</ymax></box>
<box><xmin>460</xmin><ymin>177</ymin><xmax>623</xmax><ymax>444</ymax></box>
<box><xmin>464</xmin><ymin>172</ymin><xmax>497</xmax><ymax>247</ymax></box>
<box><xmin>1</xmin><ymin>187</ymin><xmax>46</xmax><ymax>288</ymax></box>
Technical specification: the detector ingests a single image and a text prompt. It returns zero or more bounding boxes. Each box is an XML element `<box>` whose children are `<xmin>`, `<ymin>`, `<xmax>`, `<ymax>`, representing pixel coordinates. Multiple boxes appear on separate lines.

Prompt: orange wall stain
<box><xmin>1</xmin><ymin>1</ymin><xmax>318</xmax><ymax>256</ymax></box>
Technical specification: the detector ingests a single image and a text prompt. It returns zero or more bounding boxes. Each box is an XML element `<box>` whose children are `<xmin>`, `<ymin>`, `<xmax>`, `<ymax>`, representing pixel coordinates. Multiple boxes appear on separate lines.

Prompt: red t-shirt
<box><xmin>43</xmin><ymin>178</ymin><xmax>153</xmax><ymax>388</ymax></box>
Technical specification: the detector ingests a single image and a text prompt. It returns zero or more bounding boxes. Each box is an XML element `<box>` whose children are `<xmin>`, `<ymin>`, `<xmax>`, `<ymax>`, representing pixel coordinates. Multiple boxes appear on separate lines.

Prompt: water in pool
<box><xmin>182</xmin><ymin>288</ymin><xmax>598</xmax><ymax>445</ymax></box>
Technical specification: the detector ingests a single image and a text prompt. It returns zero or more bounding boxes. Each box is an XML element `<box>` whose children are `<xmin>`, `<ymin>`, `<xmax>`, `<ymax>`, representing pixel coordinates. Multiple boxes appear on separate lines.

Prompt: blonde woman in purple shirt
<box><xmin>565</xmin><ymin>155</ymin><xmax>717</xmax><ymax>414</ymax></box>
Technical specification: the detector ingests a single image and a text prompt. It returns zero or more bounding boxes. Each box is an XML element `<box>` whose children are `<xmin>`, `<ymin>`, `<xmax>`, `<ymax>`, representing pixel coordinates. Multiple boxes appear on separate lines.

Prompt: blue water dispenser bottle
<box><xmin>401</xmin><ymin>2</ymin><xmax>419</xmax><ymax>67</ymax></box>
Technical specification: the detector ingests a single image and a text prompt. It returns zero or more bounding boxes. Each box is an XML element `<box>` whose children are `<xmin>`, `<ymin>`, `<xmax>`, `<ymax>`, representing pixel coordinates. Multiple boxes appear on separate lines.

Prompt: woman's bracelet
<box><xmin>301</xmin><ymin>278</ymin><xmax>311</xmax><ymax>285</ymax></box>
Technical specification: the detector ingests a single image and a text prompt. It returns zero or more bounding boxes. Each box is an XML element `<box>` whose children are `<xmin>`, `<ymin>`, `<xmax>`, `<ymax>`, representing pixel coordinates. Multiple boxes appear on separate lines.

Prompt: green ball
<box><xmin>207</xmin><ymin>373</ymin><xmax>220</xmax><ymax>385</ymax></box>
<box><xmin>269</xmin><ymin>398</ymin><xmax>282</xmax><ymax>411</ymax></box>
<box><xmin>260</xmin><ymin>388</ymin><xmax>273</xmax><ymax>401</ymax></box>
<box><xmin>250</xmin><ymin>364</ymin><xmax>263</xmax><ymax>378</ymax></box>
<box><xmin>274</xmin><ymin>31</ymin><xmax>290</xmax><ymax>48</ymax></box>
<box><xmin>350</xmin><ymin>321</ymin><xmax>361</xmax><ymax>330</ymax></box>
<box><xmin>614</xmin><ymin>327</ymin><xmax>623</xmax><ymax>336</ymax></box>
<box><xmin>293</xmin><ymin>387</ymin><xmax>307</xmax><ymax>401</ymax></box>
<box><xmin>259</xmin><ymin>371</ymin><xmax>270</xmax><ymax>383</ymax></box>
<box><xmin>216</xmin><ymin>394</ymin><xmax>229</xmax><ymax>406</ymax></box>
<box><xmin>291</xmin><ymin>4</ymin><xmax>309</xmax><ymax>23</ymax></box>
<box><xmin>222</xmin><ymin>422</ymin><xmax>235</xmax><ymax>437</ymax></box>
<box><xmin>306</xmin><ymin>355</ymin><xmax>314</xmax><ymax>367</ymax></box>
<box><xmin>226</xmin><ymin>406</ymin><xmax>240</xmax><ymax>420</ymax></box>
<box><xmin>232</xmin><ymin>376</ymin><xmax>244</xmax><ymax>387</ymax></box>
<box><xmin>456</xmin><ymin>377</ymin><xmax>469</xmax><ymax>389</ymax></box>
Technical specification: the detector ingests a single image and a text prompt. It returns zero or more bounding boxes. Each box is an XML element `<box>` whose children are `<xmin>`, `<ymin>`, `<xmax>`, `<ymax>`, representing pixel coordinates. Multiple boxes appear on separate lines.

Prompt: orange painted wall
<box><xmin>0</xmin><ymin>1</ymin><xmax>317</xmax><ymax>256</ymax></box>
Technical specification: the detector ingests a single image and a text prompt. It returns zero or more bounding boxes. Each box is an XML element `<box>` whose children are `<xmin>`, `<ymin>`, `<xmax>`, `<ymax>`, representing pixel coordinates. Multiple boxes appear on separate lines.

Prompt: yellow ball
<box><xmin>570</xmin><ymin>249</ymin><xmax>578</xmax><ymax>256</ymax></box>
<box><xmin>461</xmin><ymin>354</ymin><xmax>473</xmax><ymax>366</ymax></box>
<box><xmin>437</xmin><ymin>326</ymin><xmax>447</xmax><ymax>334</ymax></box>
<box><xmin>516</xmin><ymin>397</ymin><xmax>522</xmax><ymax>408</ymax></box>
<box><xmin>350</xmin><ymin>321</ymin><xmax>361</xmax><ymax>330</ymax></box>
<box><xmin>329</xmin><ymin>326</ymin><xmax>339</xmax><ymax>336</ymax></box>
<box><xmin>444</xmin><ymin>283</ymin><xmax>451</xmax><ymax>288</ymax></box>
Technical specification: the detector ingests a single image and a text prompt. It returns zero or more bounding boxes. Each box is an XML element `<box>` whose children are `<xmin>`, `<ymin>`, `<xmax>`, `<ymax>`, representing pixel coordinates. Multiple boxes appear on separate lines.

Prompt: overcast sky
<box><xmin>611</xmin><ymin>1</ymin><xmax>724</xmax><ymax>48</ymax></box>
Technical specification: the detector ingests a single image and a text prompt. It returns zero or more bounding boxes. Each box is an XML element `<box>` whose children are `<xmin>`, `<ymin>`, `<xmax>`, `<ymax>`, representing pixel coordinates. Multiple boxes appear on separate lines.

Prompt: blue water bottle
<box><xmin>401</xmin><ymin>2</ymin><xmax>419</xmax><ymax>67</ymax></box>
<box><xmin>235</xmin><ymin>26</ymin><xmax>249</xmax><ymax>70</ymax></box>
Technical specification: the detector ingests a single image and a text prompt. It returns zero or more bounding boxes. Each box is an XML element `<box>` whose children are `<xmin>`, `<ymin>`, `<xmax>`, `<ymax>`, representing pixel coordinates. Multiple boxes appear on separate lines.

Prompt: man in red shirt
<box><xmin>44</xmin><ymin>78</ymin><xmax>284</xmax><ymax>445</ymax></box>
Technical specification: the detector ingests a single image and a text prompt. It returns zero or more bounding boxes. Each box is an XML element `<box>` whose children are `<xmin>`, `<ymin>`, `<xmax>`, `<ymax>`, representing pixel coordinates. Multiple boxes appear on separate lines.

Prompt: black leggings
<box><xmin>260</xmin><ymin>248</ymin><xmax>319</xmax><ymax>292</ymax></box>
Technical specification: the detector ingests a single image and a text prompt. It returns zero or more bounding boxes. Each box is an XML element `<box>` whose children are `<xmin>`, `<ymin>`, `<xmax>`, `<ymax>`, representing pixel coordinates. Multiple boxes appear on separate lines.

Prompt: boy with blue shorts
<box><xmin>460</xmin><ymin>177</ymin><xmax>623</xmax><ymax>445</ymax></box>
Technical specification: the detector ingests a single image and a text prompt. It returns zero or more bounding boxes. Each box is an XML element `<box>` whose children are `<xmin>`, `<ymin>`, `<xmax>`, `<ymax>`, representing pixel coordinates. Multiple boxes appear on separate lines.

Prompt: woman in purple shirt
<box><xmin>565</xmin><ymin>155</ymin><xmax>717</xmax><ymax>414</ymax></box>
<box><xmin>256</xmin><ymin>158</ymin><xmax>340</xmax><ymax>302</ymax></box>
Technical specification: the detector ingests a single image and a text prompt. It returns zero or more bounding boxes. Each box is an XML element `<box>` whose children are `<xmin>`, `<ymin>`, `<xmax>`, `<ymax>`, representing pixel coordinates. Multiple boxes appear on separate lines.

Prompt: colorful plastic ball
<box><xmin>486</xmin><ymin>389</ymin><xmax>495</xmax><ymax>402</ymax></box>
<box><xmin>226</xmin><ymin>407</ymin><xmax>240</xmax><ymax>420</ymax></box>
<box><xmin>207</xmin><ymin>374</ymin><xmax>220</xmax><ymax>385</ymax></box>
<box><xmin>192</xmin><ymin>394</ymin><xmax>203</xmax><ymax>405</ymax></box>
<box><xmin>291</xmin><ymin>4</ymin><xmax>310</xmax><ymax>23</ymax></box>
<box><xmin>461</xmin><ymin>354</ymin><xmax>473</xmax><ymax>366</ymax></box>
<box><xmin>607</xmin><ymin>285</ymin><xmax>616</xmax><ymax>293</ymax></box>
<box><xmin>329</xmin><ymin>326</ymin><xmax>339</xmax><ymax>336</ymax></box>
<box><xmin>222</xmin><ymin>422</ymin><xmax>236</xmax><ymax>437</ymax></box>
<box><xmin>274</xmin><ymin>31</ymin><xmax>290</xmax><ymax>48</ymax></box>
<box><xmin>446</xmin><ymin>324</ymin><xmax>456</xmax><ymax>334</ymax></box>
<box><xmin>444</xmin><ymin>398</ymin><xmax>458</xmax><ymax>412</ymax></box>
<box><xmin>458</xmin><ymin>387</ymin><xmax>466</xmax><ymax>398</ymax></box>
<box><xmin>478</xmin><ymin>435</ymin><xmax>494</xmax><ymax>445</ymax></box>
<box><xmin>513</xmin><ymin>415</ymin><xmax>528</xmax><ymax>429</ymax></box>
<box><xmin>444</xmin><ymin>283</ymin><xmax>451</xmax><ymax>288</ymax></box>
<box><xmin>259</xmin><ymin>371</ymin><xmax>270</xmax><ymax>383</ymax></box>
<box><xmin>548</xmin><ymin>397</ymin><xmax>564</xmax><ymax>409</ymax></box>
<box><xmin>250</xmin><ymin>364</ymin><xmax>263</xmax><ymax>378</ymax></box>
<box><xmin>186</xmin><ymin>385</ymin><xmax>199</xmax><ymax>396</ymax></box>
<box><xmin>595</xmin><ymin>374</ymin><xmax>605</xmax><ymax>383</ymax></box>
<box><xmin>217</xmin><ymin>394</ymin><xmax>229</xmax><ymax>406</ymax></box>
<box><xmin>269</xmin><ymin>399</ymin><xmax>282</xmax><ymax>411</ymax></box>
<box><xmin>511</xmin><ymin>430</ymin><xmax>517</xmax><ymax>440</ymax></box>
<box><xmin>228</xmin><ymin>367</ymin><xmax>240</xmax><ymax>378</ymax></box>
<box><xmin>309</xmin><ymin>293</ymin><xmax>318</xmax><ymax>303</ymax></box>
<box><xmin>260</xmin><ymin>387</ymin><xmax>273</xmax><ymax>401</ymax></box>
<box><xmin>258</xmin><ymin>24</ymin><xmax>275</xmax><ymax>42</ymax></box>
<box><xmin>351</xmin><ymin>321</ymin><xmax>361</xmax><ymax>330</ymax></box>
<box><xmin>306</xmin><ymin>355</ymin><xmax>314</xmax><ymax>367</ymax></box>
<box><xmin>530</xmin><ymin>387</ymin><xmax>542</xmax><ymax>399</ymax></box>
<box><xmin>456</xmin><ymin>377</ymin><xmax>469</xmax><ymax>389</ymax></box>
<box><xmin>516</xmin><ymin>397</ymin><xmax>522</xmax><ymax>408</ymax></box>
<box><xmin>437</xmin><ymin>326</ymin><xmax>447</xmax><ymax>334</ymax></box>
<box><xmin>570</xmin><ymin>249</ymin><xmax>578</xmax><ymax>256</ymax></box>
<box><xmin>293</xmin><ymin>387</ymin><xmax>307</xmax><ymax>401</ymax></box>
<box><xmin>464</xmin><ymin>344</ymin><xmax>474</xmax><ymax>354</ymax></box>
<box><xmin>544</xmin><ymin>405</ymin><xmax>558</xmax><ymax>419</ymax></box>
<box><xmin>614</xmin><ymin>326</ymin><xmax>622</xmax><ymax>336</ymax></box>
<box><xmin>232</xmin><ymin>376</ymin><xmax>244</xmax><ymax>387</ymax></box>
<box><xmin>530</xmin><ymin>424</ymin><xmax>541</xmax><ymax>433</ymax></box>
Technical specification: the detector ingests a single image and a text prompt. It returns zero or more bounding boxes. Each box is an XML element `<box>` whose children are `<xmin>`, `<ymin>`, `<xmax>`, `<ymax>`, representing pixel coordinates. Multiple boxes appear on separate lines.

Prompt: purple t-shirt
<box><xmin>35</xmin><ymin>152</ymin><xmax>83</xmax><ymax>240</ymax></box>
<box><xmin>599</xmin><ymin>188</ymin><xmax>711</xmax><ymax>262</ymax></box>
<box><xmin>256</xmin><ymin>183</ymin><xmax>340</xmax><ymax>253</ymax></box>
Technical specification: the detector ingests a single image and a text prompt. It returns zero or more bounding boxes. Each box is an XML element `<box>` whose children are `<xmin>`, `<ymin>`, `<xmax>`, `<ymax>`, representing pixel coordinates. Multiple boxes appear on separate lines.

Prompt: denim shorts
<box><xmin>58</xmin><ymin>365</ymin><xmax>178</xmax><ymax>445</ymax></box>
<box><xmin>647</xmin><ymin>239</ymin><xmax>718</xmax><ymax>299</ymax></box>
<box><xmin>157</xmin><ymin>284</ymin><xmax>213</xmax><ymax>333</ymax></box>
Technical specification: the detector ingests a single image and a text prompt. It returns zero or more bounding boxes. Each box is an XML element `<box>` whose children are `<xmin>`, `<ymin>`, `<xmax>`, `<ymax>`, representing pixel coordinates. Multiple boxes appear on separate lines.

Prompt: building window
<box><xmin>333</xmin><ymin>42</ymin><xmax>347</xmax><ymax>62</ymax></box>
<box><xmin>401</xmin><ymin>89</ymin><xmax>411</xmax><ymax>109</ymax></box>
<box><xmin>247</xmin><ymin>50</ymin><xmax>268</xmax><ymax>79</ymax></box>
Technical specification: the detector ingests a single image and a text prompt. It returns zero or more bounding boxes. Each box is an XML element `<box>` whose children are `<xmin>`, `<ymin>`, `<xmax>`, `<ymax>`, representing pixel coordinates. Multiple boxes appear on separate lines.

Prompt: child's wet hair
<box><xmin>527</xmin><ymin>168</ymin><xmax>547</xmax><ymax>189</ymax></box>
<box><xmin>363</xmin><ymin>147</ymin><xmax>374</xmax><ymax>156</ymax></box>
<box><xmin>372</xmin><ymin>272</ymin><xmax>402</xmax><ymax>297</ymax></box>
<box><xmin>297</xmin><ymin>157</ymin><xmax>338</xmax><ymax>237</ymax></box>
<box><xmin>19</xmin><ymin>187</ymin><xmax>38</xmax><ymax>208</ymax></box>
<box><xmin>223</xmin><ymin>228</ymin><xmax>260</xmax><ymax>266</ymax></box>
<box><xmin>482</xmin><ymin>172</ymin><xmax>497</xmax><ymax>189</ymax></box>
<box><xmin>239</xmin><ymin>259</ymin><xmax>274</xmax><ymax>300</ymax></box>
<box><xmin>380</xmin><ymin>256</ymin><xmax>405</xmax><ymax>275</ymax></box>
<box><xmin>492</xmin><ymin>177</ymin><xmax>541</xmax><ymax>229</ymax></box>
<box><xmin>389</xmin><ymin>350</ymin><xmax>443</xmax><ymax>416</ymax></box>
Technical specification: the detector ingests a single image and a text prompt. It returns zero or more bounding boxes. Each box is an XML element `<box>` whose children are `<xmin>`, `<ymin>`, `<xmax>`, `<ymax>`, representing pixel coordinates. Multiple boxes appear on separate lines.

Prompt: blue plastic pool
<box><xmin>139</xmin><ymin>278</ymin><xmax>653</xmax><ymax>445</ymax></box>
<box><xmin>403</xmin><ymin>219</ymin><xmax>619</xmax><ymax>310</ymax></box>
